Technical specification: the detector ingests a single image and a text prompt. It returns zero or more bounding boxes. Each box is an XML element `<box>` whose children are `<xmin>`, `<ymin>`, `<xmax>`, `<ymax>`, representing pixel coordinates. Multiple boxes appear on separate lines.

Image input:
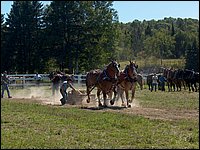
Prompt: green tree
<box><xmin>145</xmin><ymin>23</ymin><xmax>152</xmax><ymax>37</ymax></box>
<box><xmin>185</xmin><ymin>40</ymin><xmax>199</xmax><ymax>71</ymax></box>
<box><xmin>43</xmin><ymin>1</ymin><xmax>118</xmax><ymax>73</ymax></box>
<box><xmin>144</xmin><ymin>29</ymin><xmax>175</xmax><ymax>59</ymax></box>
<box><xmin>80</xmin><ymin>1</ymin><xmax>119</xmax><ymax>71</ymax></box>
<box><xmin>171</xmin><ymin>22</ymin><xmax>175</xmax><ymax>36</ymax></box>
<box><xmin>5</xmin><ymin>1</ymin><xmax>44</xmax><ymax>73</ymax></box>
<box><xmin>174</xmin><ymin>30</ymin><xmax>188</xmax><ymax>58</ymax></box>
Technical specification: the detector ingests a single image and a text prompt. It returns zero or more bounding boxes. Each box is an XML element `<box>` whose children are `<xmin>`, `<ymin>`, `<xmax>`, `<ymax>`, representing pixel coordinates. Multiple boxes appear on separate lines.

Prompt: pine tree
<box><xmin>5</xmin><ymin>1</ymin><xmax>44</xmax><ymax>73</ymax></box>
<box><xmin>185</xmin><ymin>40</ymin><xmax>199</xmax><ymax>71</ymax></box>
<box><xmin>145</xmin><ymin>24</ymin><xmax>152</xmax><ymax>36</ymax></box>
<box><xmin>171</xmin><ymin>22</ymin><xmax>175</xmax><ymax>36</ymax></box>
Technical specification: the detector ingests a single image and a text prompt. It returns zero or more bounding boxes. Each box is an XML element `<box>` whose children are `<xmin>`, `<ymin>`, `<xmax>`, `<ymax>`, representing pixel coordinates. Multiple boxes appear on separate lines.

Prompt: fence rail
<box><xmin>6</xmin><ymin>74</ymin><xmax>86</xmax><ymax>87</ymax></box>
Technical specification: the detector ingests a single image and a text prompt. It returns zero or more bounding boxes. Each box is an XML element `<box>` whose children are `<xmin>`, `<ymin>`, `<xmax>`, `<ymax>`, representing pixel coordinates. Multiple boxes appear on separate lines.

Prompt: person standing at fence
<box><xmin>51</xmin><ymin>72</ymin><xmax>62</xmax><ymax>96</ymax></box>
<box><xmin>1</xmin><ymin>71</ymin><xmax>12</xmax><ymax>98</ymax></box>
<box><xmin>151</xmin><ymin>73</ymin><xmax>158</xmax><ymax>92</ymax></box>
<box><xmin>34</xmin><ymin>72</ymin><xmax>41</xmax><ymax>86</ymax></box>
<box><xmin>60</xmin><ymin>76</ymin><xmax>81</xmax><ymax>105</ymax></box>
<box><xmin>159</xmin><ymin>75</ymin><xmax>167</xmax><ymax>91</ymax></box>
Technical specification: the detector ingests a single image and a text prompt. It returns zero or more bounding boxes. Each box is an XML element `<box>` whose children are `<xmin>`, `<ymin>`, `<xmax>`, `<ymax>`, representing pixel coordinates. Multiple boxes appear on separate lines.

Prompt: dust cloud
<box><xmin>12</xmin><ymin>86</ymin><xmax>62</xmax><ymax>105</ymax></box>
<box><xmin>11</xmin><ymin>86</ymin><xmax>140</xmax><ymax>108</ymax></box>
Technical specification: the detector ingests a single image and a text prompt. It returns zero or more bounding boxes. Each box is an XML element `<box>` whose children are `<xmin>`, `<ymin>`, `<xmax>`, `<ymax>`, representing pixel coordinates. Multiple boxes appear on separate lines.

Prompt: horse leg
<box><xmin>169</xmin><ymin>81</ymin><xmax>172</xmax><ymax>92</ymax></box>
<box><xmin>119</xmin><ymin>89</ymin><xmax>126</xmax><ymax>107</ymax></box>
<box><xmin>110</xmin><ymin>87</ymin><xmax>117</xmax><ymax>105</ymax></box>
<box><xmin>191</xmin><ymin>83</ymin><xmax>195</xmax><ymax>92</ymax></box>
<box><xmin>109</xmin><ymin>91</ymin><xmax>114</xmax><ymax>105</ymax></box>
<box><xmin>129</xmin><ymin>84</ymin><xmax>136</xmax><ymax>108</ymax></box>
<box><xmin>182</xmin><ymin>80</ymin><xmax>186</xmax><ymax>90</ymax></box>
<box><xmin>125</xmin><ymin>90</ymin><xmax>129</xmax><ymax>108</ymax></box>
<box><xmin>173</xmin><ymin>83</ymin><xmax>176</xmax><ymax>92</ymax></box>
<box><xmin>103</xmin><ymin>92</ymin><xmax>107</xmax><ymax>107</ymax></box>
<box><xmin>86</xmin><ymin>87</ymin><xmax>91</xmax><ymax>103</ymax></box>
<box><xmin>194</xmin><ymin>83</ymin><xmax>197</xmax><ymax>92</ymax></box>
<box><xmin>178</xmin><ymin>80</ymin><xmax>181</xmax><ymax>91</ymax></box>
<box><xmin>97</xmin><ymin>89</ymin><xmax>102</xmax><ymax>107</ymax></box>
<box><xmin>188</xmin><ymin>82</ymin><xmax>191</xmax><ymax>92</ymax></box>
<box><xmin>167</xmin><ymin>82</ymin><xmax>170</xmax><ymax>92</ymax></box>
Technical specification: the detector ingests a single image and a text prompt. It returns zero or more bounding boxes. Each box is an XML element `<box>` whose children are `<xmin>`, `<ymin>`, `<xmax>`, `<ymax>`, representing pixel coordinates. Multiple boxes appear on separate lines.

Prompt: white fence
<box><xmin>73</xmin><ymin>74</ymin><xmax>86</xmax><ymax>85</ymax></box>
<box><xmin>7</xmin><ymin>74</ymin><xmax>86</xmax><ymax>88</ymax></box>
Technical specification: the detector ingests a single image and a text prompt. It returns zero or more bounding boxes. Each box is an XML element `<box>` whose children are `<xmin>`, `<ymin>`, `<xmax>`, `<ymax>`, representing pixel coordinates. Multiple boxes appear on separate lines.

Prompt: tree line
<box><xmin>116</xmin><ymin>17</ymin><xmax>199</xmax><ymax>72</ymax></box>
<box><xmin>1</xmin><ymin>1</ymin><xmax>199</xmax><ymax>74</ymax></box>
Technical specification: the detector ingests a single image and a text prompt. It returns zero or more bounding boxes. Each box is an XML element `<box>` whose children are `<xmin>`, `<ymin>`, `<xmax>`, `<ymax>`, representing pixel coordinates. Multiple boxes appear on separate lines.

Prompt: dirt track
<box><xmin>17</xmin><ymin>95</ymin><xmax>198</xmax><ymax>122</ymax></box>
<box><xmin>8</xmin><ymin>86</ymin><xmax>198</xmax><ymax>121</ymax></box>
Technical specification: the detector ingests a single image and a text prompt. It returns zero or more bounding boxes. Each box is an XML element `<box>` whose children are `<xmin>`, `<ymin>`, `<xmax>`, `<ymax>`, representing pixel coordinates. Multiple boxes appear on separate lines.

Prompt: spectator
<box><xmin>51</xmin><ymin>72</ymin><xmax>61</xmax><ymax>96</ymax></box>
<box><xmin>1</xmin><ymin>71</ymin><xmax>12</xmax><ymax>98</ymax></box>
<box><xmin>34</xmin><ymin>73</ymin><xmax>41</xmax><ymax>86</ymax></box>
<box><xmin>159</xmin><ymin>75</ymin><xmax>167</xmax><ymax>91</ymax></box>
<box><xmin>151</xmin><ymin>73</ymin><xmax>158</xmax><ymax>92</ymax></box>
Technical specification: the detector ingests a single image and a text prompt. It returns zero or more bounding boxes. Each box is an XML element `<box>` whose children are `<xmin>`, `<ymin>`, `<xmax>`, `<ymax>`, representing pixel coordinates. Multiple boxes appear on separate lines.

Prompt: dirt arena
<box><xmin>10</xmin><ymin>86</ymin><xmax>199</xmax><ymax>121</ymax></box>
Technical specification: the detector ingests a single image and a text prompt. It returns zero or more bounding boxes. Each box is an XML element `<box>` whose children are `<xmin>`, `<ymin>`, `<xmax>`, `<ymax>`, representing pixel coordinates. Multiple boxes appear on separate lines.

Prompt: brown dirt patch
<box><xmin>9</xmin><ymin>95</ymin><xmax>199</xmax><ymax>121</ymax></box>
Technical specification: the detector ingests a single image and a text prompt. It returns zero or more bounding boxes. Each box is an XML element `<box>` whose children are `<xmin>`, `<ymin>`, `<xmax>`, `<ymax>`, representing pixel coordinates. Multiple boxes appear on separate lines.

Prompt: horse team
<box><xmin>162</xmin><ymin>67</ymin><xmax>199</xmax><ymax>92</ymax></box>
<box><xmin>86</xmin><ymin>60</ymin><xmax>199</xmax><ymax>108</ymax></box>
<box><xmin>86</xmin><ymin>60</ymin><xmax>140</xmax><ymax>108</ymax></box>
<box><xmin>48</xmin><ymin>60</ymin><xmax>199</xmax><ymax>108</ymax></box>
<box><xmin>146</xmin><ymin>67</ymin><xmax>199</xmax><ymax>92</ymax></box>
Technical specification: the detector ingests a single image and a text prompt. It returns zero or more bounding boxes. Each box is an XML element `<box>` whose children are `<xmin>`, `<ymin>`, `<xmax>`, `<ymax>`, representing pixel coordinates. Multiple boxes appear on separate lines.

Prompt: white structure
<box><xmin>7</xmin><ymin>74</ymin><xmax>86</xmax><ymax>87</ymax></box>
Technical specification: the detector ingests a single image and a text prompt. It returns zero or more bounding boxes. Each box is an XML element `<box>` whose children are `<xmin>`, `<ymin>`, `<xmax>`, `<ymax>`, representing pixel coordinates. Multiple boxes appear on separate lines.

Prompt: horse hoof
<box><xmin>99</xmin><ymin>103</ymin><xmax>103</xmax><ymax>107</ymax></box>
<box><xmin>103</xmin><ymin>104</ymin><xmax>108</xmax><ymax>108</ymax></box>
<box><xmin>128</xmin><ymin>104</ymin><xmax>131</xmax><ymax>108</ymax></box>
<box><xmin>110</xmin><ymin>100</ymin><xmax>114</xmax><ymax>105</ymax></box>
<box><xmin>86</xmin><ymin>99</ymin><xmax>90</xmax><ymax>103</ymax></box>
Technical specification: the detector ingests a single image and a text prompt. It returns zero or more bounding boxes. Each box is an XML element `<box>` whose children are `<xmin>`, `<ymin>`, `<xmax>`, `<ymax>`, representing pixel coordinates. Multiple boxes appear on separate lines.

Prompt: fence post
<box><xmin>77</xmin><ymin>75</ymin><xmax>81</xmax><ymax>85</ymax></box>
<box><xmin>23</xmin><ymin>75</ymin><xmax>25</xmax><ymax>88</ymax></box>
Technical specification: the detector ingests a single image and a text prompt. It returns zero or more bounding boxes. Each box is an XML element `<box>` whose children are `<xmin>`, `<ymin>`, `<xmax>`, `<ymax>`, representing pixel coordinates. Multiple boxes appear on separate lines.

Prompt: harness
<box><xmin>119</xmin><ymin>66</ymin><xmax>137</xmax><ymax>90</ymax></box>
<box><xmin>86</xmin><ymin>68</ymin><xmax>117</xmax><ymax>95</ymax></box>
<box><xmin>102</xmin><ymin>69</ymin><xmax>117</xmax><ymax>83</ymax></box>
<box><xmin>87</xmin><ymin>62</ymin><xmax>119</xmax><ymax>96</ymax></box>
<box><xmin>124</xmin><ymin>66</ymin><xmax>137</xmax><ymax>82</ymax></box>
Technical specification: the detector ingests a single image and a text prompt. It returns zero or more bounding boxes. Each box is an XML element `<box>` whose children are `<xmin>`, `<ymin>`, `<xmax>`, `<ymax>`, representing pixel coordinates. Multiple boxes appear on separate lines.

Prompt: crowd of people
<box><xmin>150</xmin><ymin>73</ymin><xmax>167</xmax><ymax>92</ymax></box>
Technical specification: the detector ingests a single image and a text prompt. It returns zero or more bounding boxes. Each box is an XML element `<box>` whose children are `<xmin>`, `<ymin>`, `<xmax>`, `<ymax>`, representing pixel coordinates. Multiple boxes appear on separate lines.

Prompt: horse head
<box><xmin>124</xmin><ymin>60</ymin><xmax>138</xmax><ymax>79</ymax></box>
<box><xmin>106</xmin><ymin>60</ymin><xmax>120</xmax><ymax>78</ymax></box>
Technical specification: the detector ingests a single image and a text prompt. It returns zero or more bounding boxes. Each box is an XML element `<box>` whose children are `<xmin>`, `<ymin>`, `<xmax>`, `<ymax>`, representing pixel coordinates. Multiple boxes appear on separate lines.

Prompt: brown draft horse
<box><xmin>110</xmin><ymin>61</ymin><xmax>138</xmax><ymax>108</ymax></box>
<box><xmin>136</xmin><ymin>74</ymin><xmax>144</xmax><ymax>90</ymax></box>
<box><xmin>86</xmin><ymin>60</ymin><xmax>120</xmax><ymax>107</ymax></box>
<box><xmin>163</xmin><ymin>68</ymin><xmax>174</xmax><ymax>91</ymax></box>
<box><xmin>86</xmin><ymin>69</ymin><xmax>102</xmax><ymax>102</ymax></box>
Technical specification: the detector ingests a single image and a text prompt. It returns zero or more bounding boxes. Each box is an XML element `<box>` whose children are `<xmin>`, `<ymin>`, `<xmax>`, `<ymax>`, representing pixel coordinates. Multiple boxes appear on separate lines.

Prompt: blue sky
<box><xmin>1</xmin><ymin>1</ymin><xmax>199</xmax><ymax>23</ymax></box>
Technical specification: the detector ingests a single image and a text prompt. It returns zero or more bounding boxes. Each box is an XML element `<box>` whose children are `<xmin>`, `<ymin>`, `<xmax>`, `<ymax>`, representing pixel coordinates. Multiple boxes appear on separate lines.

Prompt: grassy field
<box><xmin>1</xmin><ymin>86</ymin><xmax>199</xmax><ymax>149</ymax></box>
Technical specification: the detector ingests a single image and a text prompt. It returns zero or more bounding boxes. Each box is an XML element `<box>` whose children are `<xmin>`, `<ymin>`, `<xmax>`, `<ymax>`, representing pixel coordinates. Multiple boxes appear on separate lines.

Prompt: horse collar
<box><xmin>104</xmin><ymin>69</ymin><xmax>114</xmax><ymax>79</ymax></box>
<box><xmin>126</xmin><ymin>76</ymin><xmax>137</xmax><ymax>83</ymax></box>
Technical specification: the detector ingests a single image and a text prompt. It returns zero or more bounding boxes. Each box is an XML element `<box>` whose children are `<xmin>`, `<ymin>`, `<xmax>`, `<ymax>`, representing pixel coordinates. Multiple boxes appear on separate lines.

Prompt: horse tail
<box><xmin>86</xmin><ymin>73</ymin><xmax>91</xmax><ymax>103</ymax></box>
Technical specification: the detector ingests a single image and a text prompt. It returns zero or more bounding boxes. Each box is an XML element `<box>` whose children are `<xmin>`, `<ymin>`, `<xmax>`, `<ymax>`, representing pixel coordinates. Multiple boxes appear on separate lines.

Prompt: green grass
<box><xmin>135</xmin><ymin>86</ymin><xmax>199</xmax><ymax>110</ymax></box>
<box><xmin>1</xmin><ymin>87</ymin><xmax>199</xmax><ymax>149</ymax></box>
